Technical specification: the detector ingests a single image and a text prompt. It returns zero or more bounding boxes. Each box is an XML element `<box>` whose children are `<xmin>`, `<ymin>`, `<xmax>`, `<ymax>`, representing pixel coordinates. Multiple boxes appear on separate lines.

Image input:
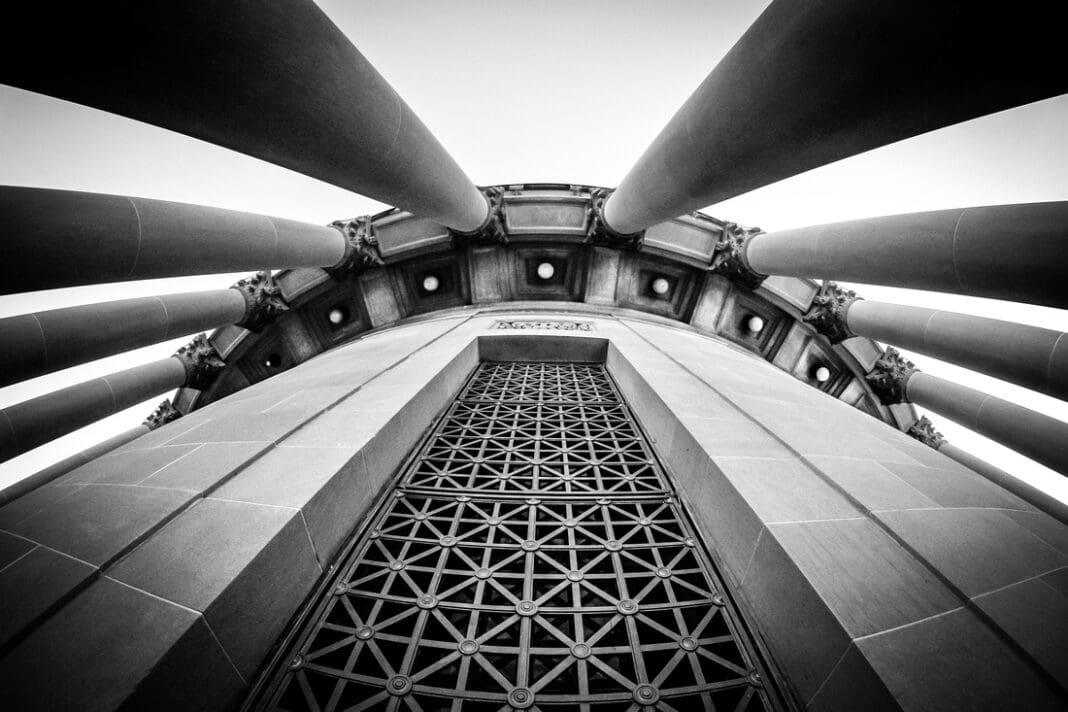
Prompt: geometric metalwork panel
<box><xmin>259</xmin><ymin>363</ymin><xmax>782</xmax><ymax>711</ymax></box>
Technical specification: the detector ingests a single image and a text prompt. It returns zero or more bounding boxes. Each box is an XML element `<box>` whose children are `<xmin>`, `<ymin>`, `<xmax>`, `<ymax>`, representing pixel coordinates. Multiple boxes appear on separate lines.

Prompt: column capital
<box><xmin>450</xmin><ymin>187</ymin><xmax>508</xmax><ymax>246</ymax></box>
<box><xmin>174</xmin><ymin>334</ymin><xmax>226</xmax><ymax>391</ymax></box>
<box><xmin>866</xmin><ymin>346</ymin><xmax>918</xmax><ymax>405</ymax></box>
<box><xmin>233</xmin><ymin>271</ymin><xmax>289</xmax><ymax>332</ymax></box>
<box><xmin>804</xmin><ymin>282</ymin><xmax>861</xmax><ymax>343</ymax></box>
<box><xmin>709</xmin><ymin>222</ymin><xmax>766</xmax><ymax>289</ymax></box>
<box><xmin>585</xmin><ymin>188</ymin><xmax>644</xmax><ymax>250</ymax></box>
<box><xmin>330</xmin><ymin>215</ymin><xmax>384</xmax><ymax>272</ymax></box>
<box><xmin>906</xmin><ymin>415</ymin><xmax>945</xmax><ymax>449</ymax></box>
<box><xmin>143</xmin><ymin>399</ymin><xmax>182</xmax><ymax>430</ymax></box>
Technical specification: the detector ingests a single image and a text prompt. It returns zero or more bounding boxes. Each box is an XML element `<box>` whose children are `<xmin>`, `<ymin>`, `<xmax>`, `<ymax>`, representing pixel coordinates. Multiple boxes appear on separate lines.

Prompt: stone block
<box><xmin>110</xmin><ymin>498</ymin><xmax>320</xmax><ymax>680</ymax></box>
<box><xmin>875</xmin><ymin>508</ymin><xmax>1067</xmax><ymax>597</ymax></box>
<box><xmin>0</xmin><ymin>528</ymin><xmax>33</xmax><ymax>568</ymax></box>
<box><xmin>805</xmin><ymin>456</ymin><xmax>939</xmax><ymax>512</ymax></box>
<box><xmin>854</xmin><ymin>607</ymin><xmax>1063</xmax><ymax>711</ymax></box>
<box><xmin>684</xmin><ymin>459</ymin><xmax>765</xmax><ymax>588</ymax></box>
<box><xmin>137</xmin><ymin>442</ymin><xmax>271</xmax><ymax>493</ymax></box>
<box><xmin>60</xmin><ymin>444</ymin><xmax>200</xmax><ymax>486</ymax></box>
<box><xmin>0</xmin><ymin>577</ymin><xmax>244</xmax><ymax>711</ymax></box>
<box><xmin>712</xmin><ymin>457</ymin><xmax>860</xmax><ymax>524</ymax></box>
<box><xmin>11</xmin><ymin>484</ymin><xmax>193</xmax><ymax>566</ymax></box>
<box><xmin>0</xmin><ymin>545</ymin><xmax>96</xmax><ymax>648</ymax></box>
<box><xmin>166</xmin><ymin>410</ymin><xmax>308</xmax><ymax>445</ymax></box>
<box><xmin>972</xmin><ymin>576</ymin><xmax>1068</xmax><ymax>685</ymax></box>
<box><xmin>879</xmin><ymin>461</ymin><xmax>1032</xmax><ymax>511</ymax></box>
<box><xmin>766</xmin><ymin>518</ymin><xmax>960</xmax><ymax>638</ymax></box>
<box><xmin>681</xmin><ymin>416</ymin><xmax>794</xmax><ymax>459</ymax></box>
<box><xmin>212</xmin><ymin>445</ymin><xmax>371</xmax><ymax>563</ymax></box>
<box><xmin>739</xmin><ymin>530</ymin><xmax>854</xmax><ymax>703</ymax></box>
<box><xmin>806</xmin><ymin>643</ymin><xmax>898</xmax><ymax>711</ymax></box>
<box><xmin>1001</xmin><ymin>509</ymin><xmax>1068</xmax><ymax>555</ymax></box>
<box><xmin>0</xmin><ymin>483</ymin><xmax>83</xmax><ymax>529</ymax></box>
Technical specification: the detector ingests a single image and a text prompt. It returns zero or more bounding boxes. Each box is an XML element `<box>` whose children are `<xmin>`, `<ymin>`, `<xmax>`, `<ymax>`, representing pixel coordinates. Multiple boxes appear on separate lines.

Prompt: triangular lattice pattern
<box><xmin>262</xmin><ymin>363</ymin><xmax>779</xmax><ymax>712</ymax></box>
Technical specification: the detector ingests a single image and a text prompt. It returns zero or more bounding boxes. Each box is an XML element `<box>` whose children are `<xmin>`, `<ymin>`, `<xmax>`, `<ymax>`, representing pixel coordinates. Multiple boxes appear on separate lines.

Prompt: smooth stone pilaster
<box><xmin>602</xmin><ymin>2</ymin><xmax>1066</xmax><ymax>235</ymax></box>
<box><xmin>746</xmin><ymin>202</ymin><xmax>1068</xmax><ymax>309</ymax></box>
<box><xmin>0</xmin><ymin>357</ymin><xmax>187</xmax><ymax>463</ymax></box>
<box><xmin>906</xmin><ymin>371</ymin><xmax>1068</xmax><ymax>476</ymax></box>
<box><xmin>0</xmin><ymin>289</ymin><xmax>247</xmax><ymax>387</ymax></box>
<box><xmin>0</xmin><ymin>1</ymin><xmax>488</xmax><ymax>231</ymax></box>
<box><xmin>0</xmin><ymin>187</ymin><xmax>347</xmax><ymax>294</ymax></box>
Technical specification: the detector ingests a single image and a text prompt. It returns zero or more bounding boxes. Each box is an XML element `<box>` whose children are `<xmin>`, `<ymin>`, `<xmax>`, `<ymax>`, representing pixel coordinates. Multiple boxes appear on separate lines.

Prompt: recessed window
<box><xmin>650</xmin><ymin>277</ymin><xmax>671</xmax><ymax>296</ymax></box>
<box><xmin>264</xmin><ymin>353</ymin><xmax>282</xmax><ymax>369</ymax></box>
<box><xmin>813</xmin><ymin>365</ymin><xmax>831</xmax><ymax>383</ymax></box>
<box><xmin>746</xmin><ymin>315</ymin><xmax>765</xmax><ymax>334</ymax></box>
<box><xmin>422</xmin><ymin>274</ymin><xmax>440</xmax><ymax>293</ymax></box>
<box><xmin>327</xmin><ymin>307</ymin><xmax>348</xmax><ymax>326</ymax></box>
<box><xmin>536</xmin><ymin>262</ymin><xmax>555</xmax><ymax>280</ymax></box>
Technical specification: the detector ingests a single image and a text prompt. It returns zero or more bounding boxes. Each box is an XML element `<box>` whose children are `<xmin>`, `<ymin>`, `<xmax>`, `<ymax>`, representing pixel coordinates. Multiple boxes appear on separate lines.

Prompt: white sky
<box><xmin>1</xmin><ymin>0</ymin><xmax>1066</xmax><ymax>502</ymax></box>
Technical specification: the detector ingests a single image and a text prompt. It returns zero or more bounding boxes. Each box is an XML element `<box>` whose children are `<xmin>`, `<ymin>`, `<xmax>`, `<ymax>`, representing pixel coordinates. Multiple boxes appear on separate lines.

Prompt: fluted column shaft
<box><xmin>0</xmin><ymin>1</ymin><xmax>488</xmax><ymax>231</ymax></box>
<box><xmin>846</xmin><ymin>301</ymin><xmax>1068</xmax><ymax>401</ymax></box>
<box><xmin>603</xmin><ymin>1</ymin><xmax>1066</xmax><ymax>234</ymax></box>
<box><xmin>747</xmin><ymin>202</ymin><xmax>1068</xmax><ymax>309</ymax></box>
<box><xmin>906</xmin><ymin>372</ymin><xmax>1068</xmax><ymax>476</ymax></box>
<box><xmin>0</xmin><ymin>359</ymin><xmax>186</xmax><ymax>463</ymax></box>
<box><xmin>0</xmin><ymin>187</ymin><xmax>346</xmax><ymax>294</ymax></box>
<box><xmin>0</xmin><ymin>290</ymin><xmax>246</xmax><ymax>387</ymax></box>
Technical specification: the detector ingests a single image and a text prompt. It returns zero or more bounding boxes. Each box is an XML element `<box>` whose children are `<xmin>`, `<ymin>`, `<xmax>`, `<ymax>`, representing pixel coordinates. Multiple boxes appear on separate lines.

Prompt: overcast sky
<box><xmin>1</xmin><ymin>0</ymin><xmax>1066</xmax><ymax>502</ymax></box>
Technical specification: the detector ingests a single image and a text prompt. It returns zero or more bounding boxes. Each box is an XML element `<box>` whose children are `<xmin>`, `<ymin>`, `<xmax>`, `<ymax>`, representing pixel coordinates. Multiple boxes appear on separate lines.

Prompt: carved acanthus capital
<box><xmin>143</xmin><ymin>399</ymin><xmax>182</xmax><ymax>430</ymax></box>
<box><xmin>907</xmin><ymin>416</ymin><xmax>945</xmax><ymax>449</ymax></box>
<box><xmin>866</xmin><ymin>347</ymin><xmax>918</xmax><ymax>405</ymax></box>
<box><xmin>709</xmin><ymin>222</ymin><xmax>766</xmax><ymax>289</ymax></box>
<box><xmin>804</xmin><ymin>282</ymin><xmax>861</xmax><ymax>343</ymax></box>
<box><xmin>233</xmin><ymin>271</ymin><xmax>288</xmax><ymax>332</ymax></box>
<box><xmin>584</xmin><ymin>188</ymin><xmax>644</xmax><ymax>250</ymax></box>
<box><xmin>174</xmin><ymin>333</ymin><xmax>226</xmax><ymax>391</ymax></box>
<box><xmin>450</xmin><ymin>187</ymin><xmax>508</xmax><ymax>246</ymax></box>
<box><xmin>330</xmin><ymin>214</ymin><xmax>384</xmax><ymax>272</ymax></box>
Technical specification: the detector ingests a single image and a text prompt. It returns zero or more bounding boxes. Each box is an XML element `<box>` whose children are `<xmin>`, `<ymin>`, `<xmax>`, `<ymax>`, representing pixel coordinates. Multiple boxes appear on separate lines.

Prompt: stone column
<box><xmin>601</xmin><ymin>1</ymin><xmax>1066</xmax><ymax>235</ymax></box>
<box><xmin>867</xmin><ymin>349</ymin><xmax>1068</xmax><ymax>476</ymax></box>
<box><xmin>0</xmin><ymin>336</ymin><xmax>223</xmax><ymax>463</ymax></box>
<box><xmin>0</xmin><ymin>1</ymin><xmax>488</xmax><ymax>231</ymax></box>
<box><xmin>1</xmin><ymin>272</ymin><xmax>288</xmax><ymax>387</ymax></box>
<box><xmin>806</xmin><ymin>284</ymin><xmax>1068</xmax><ymax>400</ymax></box>
<box><xmin>0</xmin><ymin>187</ymin><xmax>347</xmax><ymax>294</ymax></box>
<box><xmin>745</xmin><ymin>202</ymin><xmax>1068</xmax><ymax>309</ymax></box>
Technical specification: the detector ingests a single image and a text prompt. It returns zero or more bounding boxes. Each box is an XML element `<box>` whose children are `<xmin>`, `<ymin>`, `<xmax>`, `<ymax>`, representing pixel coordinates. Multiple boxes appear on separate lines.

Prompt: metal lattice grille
<box><xmin>261</xmin><ymin>363</ymin><xmax>779</xmax><ymax>712</ymax></box>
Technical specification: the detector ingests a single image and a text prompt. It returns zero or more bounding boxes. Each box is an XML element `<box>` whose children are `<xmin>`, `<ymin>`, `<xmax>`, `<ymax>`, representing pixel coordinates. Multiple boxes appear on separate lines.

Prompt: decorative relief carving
<box><xmin>174</xmin><ymin>333</ymin><xmax>226</xmax><ymax>391</ymax></box>
<box><xmin>907</xmin><ymin>415</ymin><xmax>945</xmax><ymax>449</ymax></box>
<box><xmin>584</xmin><ymin>188</ymin><xmax>644</xmax><ymax>250</ymax></box>
<box><xmin>232</xmin><ymin>271</ymin><xmax>289</xmax><ymax>332</ymax></box>
<box><xmin>866</xmin><ymin>346</ymin><xmax>918</xmax><ymax>405</ymax></box>
<box><xmin>709</xmin><ymin>222</ymin><xmax>766</xmax><ymax>289</ymax></box>
<box><xmin>449</xmin><ymin>187</ymin><xmax>508</xmax><ymax>245</ymax></box>
<box><xmin>492</xmin><ymin>320</ymin><xmax>593</xmax><ymax>331</ymax></box>
<box><xmin>804</xmin><ymin>281</ymin><xmax>861</xmax><ymax>343</ymax></box>
<box><xmin>330</xmin><ymin>214</ymin><xmax>384</xmax><ymax>272</ymax></box>
<box><xmin>143</xmin><ymin>399</ymin><xmax>181</xmax><ymax>430</ymax></box>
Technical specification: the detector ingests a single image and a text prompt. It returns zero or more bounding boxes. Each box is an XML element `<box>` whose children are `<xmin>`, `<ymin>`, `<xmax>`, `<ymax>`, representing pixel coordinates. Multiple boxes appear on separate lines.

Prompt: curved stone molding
<box><xmin>173</xmin><ymin>184</ymin><xmax>913</xmax><ymax>431</ymax></box>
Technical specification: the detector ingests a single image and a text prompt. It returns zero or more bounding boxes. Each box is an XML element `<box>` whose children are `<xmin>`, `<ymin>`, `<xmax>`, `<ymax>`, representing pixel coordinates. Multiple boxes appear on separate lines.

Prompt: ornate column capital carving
<box><xmin>804</xmin><ymin>282</ymin><xmax>862</xmax><ymax>343</ymax></box>
<box><xmin>233</xmin><ymin>271</ymin><xmax>289</xmax><ymax>332</ymax></box>
<box><xmin>709</xmin><ymin>222</ymin><xmax>766</xmax><ymax>289</ymax></box>
<box><xmin>330</xmin><ymin>214</ymin><xmax>385</xmax><ymax>272</ymax></box>
<box><xmin>174</xmin><ymin>333</ymin><xmax>226</xmax><ymax>391</ymax></box>
<box><xmin>866</xmin><ymin>346</ymin><xmax>918</xmax><ymax>405</ymax></box>
<box><xmin>450</xmin><ymin>187</ymin><xmax>508</xmax><ymax>246</ymax></box>
<box><xmin>143</xmin><ymin>399</ymin><xmax>181</xmax><ymax>430</ymax></box>
<box><xmin>907</xmin><ymin>415</ymin><xmax>945</xmax><ymax>449</ymax></box>
<box><xmin>584</xmin><ymin>188</ymin><xmax>644</xmax><ymax>250</ymax></box>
